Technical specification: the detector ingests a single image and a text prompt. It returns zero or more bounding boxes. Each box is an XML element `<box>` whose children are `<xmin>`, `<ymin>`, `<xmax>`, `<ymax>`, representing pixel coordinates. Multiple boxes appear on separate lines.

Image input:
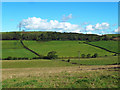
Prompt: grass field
<box><xmin>2</xmin><ymin>59</ymin><xmax>76</xmax><ymax>68</ymax></box>
<box><xmin>2</xmin><ymin>40</ymin><xmax>37</xmax><ymax>58</ymax></box>
<box><xmin>65</xmin><ymin>56</ymin><xmax>118</xmax><ymax>65</ymax></box>
<box><xmin>2</xmin><ymin>56</ymin><xmax>118</xmax><ymax>68</ymax></box>
<box><xmin>88</xmin><ymin>41</ymin><xmax>119</xmax><ymax>53</ymax></box>
<box><xmin>23</xmin><ymin>40</ymin><xmax>113</xmax><ymax>57</ymax></box>
<box><xmin>2</xmin><ymin>56</ymin><xmax>119</xmax><ymax>88</ymax></box>
<box><xmin>106</xmin><ymin>34</ymin><xmax>119</xmax><ymax>37</ymax></box>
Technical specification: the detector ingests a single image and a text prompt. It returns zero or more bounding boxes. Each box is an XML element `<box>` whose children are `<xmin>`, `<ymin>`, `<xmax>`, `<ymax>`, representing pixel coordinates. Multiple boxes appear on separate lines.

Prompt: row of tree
<box><xmin>1</xmin><ymin>31</ymin><xmax>117</xmax><ymax>41</ymax></box>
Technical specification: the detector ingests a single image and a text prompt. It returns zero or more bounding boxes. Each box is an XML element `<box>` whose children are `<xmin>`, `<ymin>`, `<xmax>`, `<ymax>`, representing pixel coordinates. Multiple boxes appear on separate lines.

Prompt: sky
<box><xmin>2</xmin><ymin>2</ymin><xmax>119</xmax><ymax>34</ymax></box>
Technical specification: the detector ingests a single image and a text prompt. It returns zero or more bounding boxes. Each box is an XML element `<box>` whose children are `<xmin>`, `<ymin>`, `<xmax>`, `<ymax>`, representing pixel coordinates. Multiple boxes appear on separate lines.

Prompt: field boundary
<box><xmin>84</xmin><ymin>42</ymin><xmax>119</xmax><ymax>54</ymax></box>
<box><xmin>20</xmin><ymin>40</ymin><xmax>40</xmax><ymax>56</ymax></box>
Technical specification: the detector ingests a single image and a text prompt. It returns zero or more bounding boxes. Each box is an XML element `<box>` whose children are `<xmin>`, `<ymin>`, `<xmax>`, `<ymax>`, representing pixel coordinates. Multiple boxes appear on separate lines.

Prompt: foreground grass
<box><xmin>2</xmin><ymin>69</ymin><xmax>119</xmax><ymax>88</ymax></box>
<box><xmin>2</xmin><ymin>40</ymin><xmax>37</xmax><ymax>58</ymax></box>
<box><xmin>67</xmin><ymin>56</ymin><xmax>118</xmax><ymax>65</ymax></box>
<box><xmin>23</xmin><ymin>40</ymin><xmax>113</xmax><ymax>57</ymax></box>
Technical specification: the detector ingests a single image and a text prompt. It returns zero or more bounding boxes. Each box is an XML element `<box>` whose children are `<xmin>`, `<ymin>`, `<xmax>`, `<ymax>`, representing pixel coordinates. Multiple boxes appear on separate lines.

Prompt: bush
<box><xmin>113</xmin><ymin>53</ymin><xmax>117</xmax><ymax>56</ymax></box>
<box><xmin>105</xmin><ymin>55</ymin><xmax>107</xmax><ymax>57</ymax></box>
<box><xmin>67</xmin><ymin>59</ymin><xmax>70</xmax><ymax>62</ymax></box>
<box><xmin>81</xmin><ymin>54</ymin><xmax>85</xmax><ymax>58</ymax></box>
<box><xmin>32</xmin><ymin>55</ymin><xmax>44</xmax><ymax>59</ymax></box>
<box><xmin>6</xmin><ymin>56</ymin><xmax>12</xmax><ymax>60</ymax></box>
<box><xmin>92</xmin><ymin>53</ymin><xmax>98</xmax><ymax>58</ymax></box>
<box><xmin>86</xmin><ymin>54</ymin><xmax>91</xmax><ymax>58</ymax></box>
<box><xmin>12</xmin><ymin>57</ymin><xmax>18</xmax><ymax>60</ymax></box>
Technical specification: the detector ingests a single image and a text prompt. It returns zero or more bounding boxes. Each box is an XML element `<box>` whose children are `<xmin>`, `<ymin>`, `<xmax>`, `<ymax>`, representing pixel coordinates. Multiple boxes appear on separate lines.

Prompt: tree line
<box><xmin>0</xmin><ymin>31</ymin><xmax>117</xmax><ymax>41</ymax></box>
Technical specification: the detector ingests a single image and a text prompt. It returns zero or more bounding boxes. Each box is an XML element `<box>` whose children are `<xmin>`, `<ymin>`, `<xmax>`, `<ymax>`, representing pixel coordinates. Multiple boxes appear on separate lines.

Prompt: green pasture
<box><xmin>2</xmin><ymin>56</ymin><xmax>118</xmax><ymax>68</ymax></box>
<box><xmin>67</xmin><ymin>56</ymin><xmax>118</xmax><ymax>65</ymax></box>
<box><xmin>106</xmin><ymin>34</ymin><xmax>119</xmax><ymax>37</ymax></box>
<box><xmin>23</xmin><ymin>40</ymin><xmax>113</xmax><ymax>57</ymax></box>
<box><xmin>88</xmin><ymin>41</ymin><xmax>119</xmax><ymax>53</ymax></box>
<box><xmin>2</xmin><ymin>40</ymin><xmax>37</xmax><ymax>58</ymax></box>
<box><xmin>2</xmin><ymin>59</ymin><xmax>76</xmax><ymax>68</ymax></box>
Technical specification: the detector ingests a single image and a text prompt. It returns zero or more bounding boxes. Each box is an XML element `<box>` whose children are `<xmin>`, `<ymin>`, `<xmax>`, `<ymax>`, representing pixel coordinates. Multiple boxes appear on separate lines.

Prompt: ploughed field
<box><xmin>23</xmin><ymin>40</ymin><xmax>114</xmax><ymax>57</ymax></box>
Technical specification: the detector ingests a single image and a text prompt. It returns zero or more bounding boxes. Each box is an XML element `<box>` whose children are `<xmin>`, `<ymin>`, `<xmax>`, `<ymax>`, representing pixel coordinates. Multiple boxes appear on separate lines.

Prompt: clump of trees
<box><xmin>80</xmin><ymin>53</ymin><xmax>98</xmax><ymax>58</ymax></box>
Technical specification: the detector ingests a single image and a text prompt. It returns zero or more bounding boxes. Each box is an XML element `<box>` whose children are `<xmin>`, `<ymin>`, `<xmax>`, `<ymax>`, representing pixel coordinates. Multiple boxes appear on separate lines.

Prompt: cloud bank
<box><xmin>20</xmin><ymin>17</ymin><xmax>113</xmax><ymax>34</ymax></box>
<box><xmin>21</xmin><ymin>17</ymin><xmax>81</xmax><ymax>32</ymax></box>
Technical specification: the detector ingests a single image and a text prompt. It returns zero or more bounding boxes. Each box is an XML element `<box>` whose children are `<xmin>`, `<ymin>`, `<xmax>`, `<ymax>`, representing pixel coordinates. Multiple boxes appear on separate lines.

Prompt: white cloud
<box><xmin>86</xmin><ymin>32</ymin><xmax>92</xmax><ymax>34</ymax></box>
<box><xmin>94</xmin><ymin>23</ymin><xmax>109</xmax><ymax>30</ymax></box>
<box><xmin>85</xmin><ymin>25</ymin><xmax>94</xmax><ymax>31</ymax></box>
<box><xmin>61</xmin><ymin>14</ymin><xmax>72</xmax><ymax>22</ymax></box>
<box><xmin>21</xmin><ymin>17</ymin><xmax>81</xmax><ymax>32</ymax></box>
<box><xmin>85</xmin><ymin>22</ymin><xmax>110</xmax><ymax>31</ymax></box>
<box><xmin>114</xmin><ymin>27</ymin><xmax>120</xmax><ymax>33</ymax></box>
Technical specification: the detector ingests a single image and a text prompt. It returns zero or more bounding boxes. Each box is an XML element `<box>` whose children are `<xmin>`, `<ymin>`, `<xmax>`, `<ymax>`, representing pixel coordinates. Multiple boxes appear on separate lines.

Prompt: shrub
<box><xmin>12</xmin><ymin>57</ymin><xmax>18</xmax><ymax>60</ymax></box>
<box><xmin>105</xmin><ymin>55</ymin><xmax>107</xmax><ymax>57</ymax></box>
<box><xmin>6</xmin><ymin>56</ymin><xmax>12</xmax><ymax>60</ymax></box>
<box><xmin>86</xmin><ymin>54</ymin><xmax>91</xmax><ymax>58</ymax></box>
<box><xmin>67</xmin><ymin>59</ymin><xmax>70</xmax><ymax>62</ymax></box>
<box><xmin>113</xmin><ymin>53</ymin><xmax>117</xmax><ymax>56</ymax></box>
<box><xmin>81</xmin><ymin>54</ymin><xmax>85</xmax><ymax>58</ymax></box>
<box><xmin>92</xmin><ymin>53</ymin><xmax>98</xmax><ymax>58</ymax></box>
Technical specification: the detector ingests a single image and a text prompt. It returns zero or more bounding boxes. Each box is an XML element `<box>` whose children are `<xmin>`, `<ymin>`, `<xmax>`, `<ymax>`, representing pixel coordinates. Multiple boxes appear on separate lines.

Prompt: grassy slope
<box><xmin>23</xmin><ymin>41</ymin><xmax>113</xmax><ymax>57</ymax></box>
<box><xmin>2</xmin><ymin>40</ymin><xmax>37</xmax><ymax>58</ymax></box>
<box><xmin>88</xmin><ymin>41</ymin><xmax>119</xmax><ymax>53</ymax></box>
<box><xmin>67</xmin><ymin>56</ymin><xmax>118</xmax><ymax>65</ymax></box>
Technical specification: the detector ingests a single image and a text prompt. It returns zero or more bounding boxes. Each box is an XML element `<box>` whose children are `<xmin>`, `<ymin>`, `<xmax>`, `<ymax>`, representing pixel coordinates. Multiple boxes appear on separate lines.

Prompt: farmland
<box><xmin>64</xmin><ymin>56</ymin><xmax>118</xmax><ymax>65</ymax></box>
<box><xmin>1</xmin><ymin>40</ymin><xmax>119</xmax><ymax>88</ymax></box>
<box><xmin>23</xmin><ymin>40</ymin><xmax>113</xmax><ymax>57</ymax></box>
<box><xmin>88</xmin><ymin>41</ymin><xmax>119</xmax><ymax>53</ymax></box>
<box><xmin>2</xmin><ymin>59</ymin><xmax>76</xmax><ymax>68</ymax></box>
<box><xmin>1</xmin><ymin>40</ymin><xmax>37</xmax><ymax>58</ymax></box>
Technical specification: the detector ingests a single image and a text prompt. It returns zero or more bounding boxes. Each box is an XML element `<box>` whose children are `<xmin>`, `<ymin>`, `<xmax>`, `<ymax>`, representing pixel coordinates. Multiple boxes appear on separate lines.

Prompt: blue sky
<box><xmin>2</xmin><ymin>2</ymin><xmax>118</xmax><ymax>34</ymax></box>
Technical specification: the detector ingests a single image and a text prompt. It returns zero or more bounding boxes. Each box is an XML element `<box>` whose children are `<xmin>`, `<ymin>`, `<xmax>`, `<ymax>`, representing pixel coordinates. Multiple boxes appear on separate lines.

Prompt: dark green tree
<box><xmin>47</xmin><ymin>51</ymin><xmax>58</xmax><ymax>59</ymax></box>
